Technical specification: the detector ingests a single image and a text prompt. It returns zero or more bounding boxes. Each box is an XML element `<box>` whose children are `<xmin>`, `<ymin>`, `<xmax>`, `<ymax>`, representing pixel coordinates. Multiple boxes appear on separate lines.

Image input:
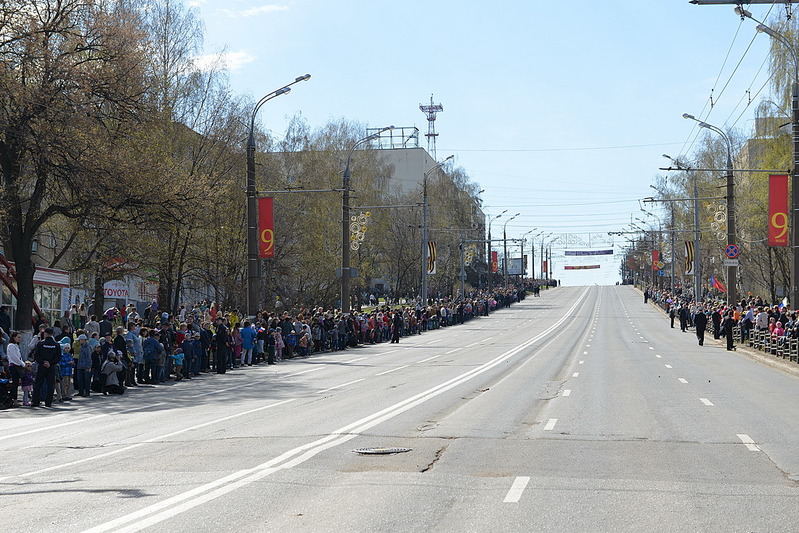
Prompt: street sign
<box><xmin>724</xmin><ymin>244</ymin><xmax>740</xmax><ymax>259</ymax></box>
<box><xmin>656</xmin><ymin>261</ymin><xmax>665</xmax><ymax>270</ymax></box>
<box><xmin>658</xmin><ymin>270</ymin><xmax>666</xmax><ymax>277</ymax></box>
<box><xmin>723</xmin><ymin>259</ymin><xmax>739</xmax><ymax>267</ymax></box>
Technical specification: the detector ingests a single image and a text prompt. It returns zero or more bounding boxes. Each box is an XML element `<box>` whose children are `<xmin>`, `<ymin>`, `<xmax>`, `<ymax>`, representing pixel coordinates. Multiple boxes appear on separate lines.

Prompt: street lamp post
<box><xmin>246</xmin><ymin>74</ymin><xmax>310</xmax><ymax>317</ymax></box>
<box><xmin>341</xmin><ymin>126</ymin><xmax>394</xmax><ymax>312</ymax></box>
<box><xmin>519</xmin><ymin>229</ymin><xmax>537</xmax><ymax>282</ymax></box>
<box><xmin>502</xmin><ymin>213</ymin><xmax>520</xmax><ymax>287</ymax></box>
<box><xmin>540</xmin><ymin>232</ymin><xmax>552</xmax><ymax>280</ymax></box>
<box><xmin>487</xmin><ymin>210</ymin><xmax>507</xmax><ymax>295</ymax></box>
<box><xmin>742</xmin><ymin>14</ymin><xmax>799</xmax><ymax>308</ymax></box>
<box><xmin>683</xmin><ymin>114</ymin><xmax>737</xmax><ymax>305</ymax></box>
<box><xmin>530</xmin><ymin>231</ymin><xmax>543</xmax><ymax>279</ymax></box>
<box><xmin>421</xmin><ymin>155</ymin><xmax>454</xmax><ymax>304</ymax></box>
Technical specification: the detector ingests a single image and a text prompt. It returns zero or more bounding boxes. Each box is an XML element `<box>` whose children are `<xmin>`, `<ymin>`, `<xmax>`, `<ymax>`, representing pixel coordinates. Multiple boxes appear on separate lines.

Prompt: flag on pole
<box><xmin>710</xmin><ymin>275</ymin><xmax>727</xmax><ymax>293</ymax></box>
<box><xmin>684</xmin><ymin>241</ymin><xmax>695</xmax><ymax>275</ymax></box>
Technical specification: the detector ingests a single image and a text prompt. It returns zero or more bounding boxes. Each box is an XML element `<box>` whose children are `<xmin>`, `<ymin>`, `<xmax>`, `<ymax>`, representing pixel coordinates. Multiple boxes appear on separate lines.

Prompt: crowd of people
<box><xmin>0</xmin><ymin>287</ymin><xmax>529</xmax><ymax>409</ymax></box>
<box><xmin>643</xmin><ymin>286</ymin><xmax>799</xmax><ymax>352</ymax></box>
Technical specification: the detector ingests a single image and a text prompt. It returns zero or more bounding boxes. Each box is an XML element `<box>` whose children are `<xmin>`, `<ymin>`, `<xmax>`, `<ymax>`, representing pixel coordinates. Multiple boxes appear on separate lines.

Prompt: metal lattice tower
<box><xmin>419</xmin><ymin>94</ymin><xmax>443</xmax><ymax>159</ymax></box>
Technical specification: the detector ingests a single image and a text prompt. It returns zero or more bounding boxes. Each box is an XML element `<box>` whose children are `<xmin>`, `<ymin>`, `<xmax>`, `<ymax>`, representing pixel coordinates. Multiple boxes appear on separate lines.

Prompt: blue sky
<box><xmin>191</xmin><ymin>0</ymin><xmax>780</xmax><ymax>285</ymax></box>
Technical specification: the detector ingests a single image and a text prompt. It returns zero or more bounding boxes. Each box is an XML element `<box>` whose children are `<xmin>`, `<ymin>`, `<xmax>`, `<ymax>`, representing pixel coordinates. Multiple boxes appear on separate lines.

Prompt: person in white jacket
<box><xmin>6</xmin><ymin>331</ymin><xmax>25</xmax><ymax>407</ymax></box>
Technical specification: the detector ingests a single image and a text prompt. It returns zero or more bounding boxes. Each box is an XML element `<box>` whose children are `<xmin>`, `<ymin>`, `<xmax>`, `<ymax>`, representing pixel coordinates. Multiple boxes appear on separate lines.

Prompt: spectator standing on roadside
<box><xmin>7</xmin><ymin>331</ymin><xmax>25</xmax><ymax>406</ymax></box>
<box><xmin>31</xmin><ymin>328</ymin><xmax>61</xmax><ymax>408</ymax></box>
<box><xmin>75</xmin><ymin>334</ymin><xmax>92</xmax><ymax>397</ymax></box>
<box><xmin>240</xmin><ymin>320</ymin><xmax>256</xmax><ymax>366</ymax></box>
<box><xmin>213</xmin><ymin>316</ymin><xmax>229</xmax><ymax>374</ymax></box>
<box><xmin>694</xmin><ymin>307</ymin><xmax>708</xmax><ymax>346</ymax></box>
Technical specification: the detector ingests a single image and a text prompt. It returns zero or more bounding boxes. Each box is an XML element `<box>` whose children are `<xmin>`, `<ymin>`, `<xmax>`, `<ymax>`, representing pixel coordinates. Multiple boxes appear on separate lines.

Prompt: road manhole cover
<box><xmin>352</xmin><ymin>447</ymin><xmax>412</xmax><ymax>455</ymax></box>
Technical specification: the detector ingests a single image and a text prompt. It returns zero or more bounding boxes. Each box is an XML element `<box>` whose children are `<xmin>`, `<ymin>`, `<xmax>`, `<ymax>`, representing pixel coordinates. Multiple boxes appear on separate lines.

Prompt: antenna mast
<box><xmin>419</xmin><ymin>94</ymin><xmax>443</xmax><ymax>159</ymax></box>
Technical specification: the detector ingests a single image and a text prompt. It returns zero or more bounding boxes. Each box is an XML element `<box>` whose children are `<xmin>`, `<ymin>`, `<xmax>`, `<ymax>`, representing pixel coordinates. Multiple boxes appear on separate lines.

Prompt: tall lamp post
<box><xmin>737</xmin><ymin>8</ymin><xmax>799</xmax><ymax>308</ymax></box>
<box><xmin>540</xmin><ymin>232</ymin><xmax>552</xmax><ymax>280</ymax></box>
<box><xmin>519</xmin><ymin>228</ymin><xmax>537</xmax><ymax>282</ymax></box>
<box><xmin>683</xmin><ymin>114</ymin><xmax>737</xmax><ymax>305</ymax></box>
<box><xmin>421</xmin><ymin>155</ymin><xmax>454</xmax><ymax>304</ymax></box>
<box><xmin>530</xmin><ymin>230</ymin><xmax>543</xmax><ymax>279</ymax></box>
<box><xmin>487</xmin><ymin>210</ymin><xmax>507</xmax><ymax>294</ymax></box>
<box><xmin>246</xmin><ymin>74</ymin><xmax>310</xmax><ymax>317</ymax></box>
<box><xmin>502</xmin><ymin>213</ymin><xmax>520</xmax><ymax>287</ymax></box>
<box><xmin>341</xmin><ymin>126</ymin><xmax>394</xmax><ymax>312</ymax></box>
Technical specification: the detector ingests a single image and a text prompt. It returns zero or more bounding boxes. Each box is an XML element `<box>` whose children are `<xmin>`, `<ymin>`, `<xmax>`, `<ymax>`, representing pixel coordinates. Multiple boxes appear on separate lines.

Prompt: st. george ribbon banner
<box><xmin>564</xmin><ymin>265</ymin><xmax>600</xmax><ymax>270</ymax></box>
<box><xmin>258</xmin><ymin>197</ymin><xmax>275</xmax><ymax>258</ymax></box>
<box><xmin>769</xmin><ymin>174</ymin><xmax>789</xmax><ymax>247</ymax></box>
<box><xmin>564</xmin><ymin>249</ymin><xmax>613</xmax><ymax>256</ymax></box>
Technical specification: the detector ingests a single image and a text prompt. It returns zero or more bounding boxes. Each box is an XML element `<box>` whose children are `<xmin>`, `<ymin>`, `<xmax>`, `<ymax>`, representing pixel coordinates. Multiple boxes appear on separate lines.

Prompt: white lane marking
<box><xmin>425</xmin><ymin>339</ymin><xmax>443</xmax><ymax>345</ymax></box>
<box><xmin>579</xmin><ymin>360</ymin><xmax>584</xmax><ymax>365</ymax></box>
<box><xmin>665</xmin><ymin>365</ymin><xmax>673</xmax><ymax>369</ymax></box>
<box><xmin>342</xmin><ymin>357</ymin><xmax>367</xmax><ymax>364</ymax></box>
<box><xmin>655</xmin><ymin>354</ymin><xmax>662</xmax><ymax>358</ymax></box>
<box><xmin>544</xmin><ymin>418</ymin><xmax>558</xmax><ymax>431</ymax></box>
<box><xmin>418</xmin><ymin>355</ymin><xmax>440</xmax><ymax>363</ymax></box>
<box><xmin>700</xmin><ymin>398</ymin><xmax>714</xmax><ymax>406</ymax></box>
<box><xmin>445</xmin><ymin>348</ymin><xmax>462</xmax><ymax>355</ymax></box>
<box><xmin>0</xmin><ymin>399</ymin><xmax>294</xmax><ymax>484</ymax></box>
<box><xmin>316</xmin><ymin>379</ymin><xmax>365</xmax><ymax>394</ymax></box>
<box><xmin>376</xmin><ymin>365</ymin><xmax>410</xmax><ymax>376</ymax></box>
<box><xmin>0</xmin><ymin>402</ymin><xmax>167</xmax><ymax>443</ymax></box>
<box><xmin>503</xmin><ymin>476</ymin><xmax>531</xmax><ymax>503</ymax></box>
<box><xmin>586</xmin><ymin>344</ymin><xmax>591</xmax><ymax>347</ymax></box>
<box><xmin>583</xmin><ymin>351</ymin><xmax>588</xmax><ymax>355</ymax></box>
<box><xmin>649</xmin><ymin>347</ymin><xmax>654</xmax><ymax>350</ymax></box>
<box><xmin>379</xmin><ymin>349</ymin><xmax>399</xmax><ymax>355</ymax></box>
<box><xmin>80</xmin><ymin>288</ymin><xmax>593</xmax><ymax>533</ymax></box>
<box><xmin>572</xmin><ymin>372</ymin><xmax>579</xmax><ymax>377</ymax></box>
<box><xmin>678</xmin><ymin>378</ymin><xmax>688</xmax><ymax>384</ymax></box>
<box><xmin>464</xmin><ymin>341</ymin><xmax>480</xmax><ymax>348</ymax></box>
<box><xmin>737</xmin><ymin>434</ymin><xmax>760</xmax><ymax>451</ymax></box>
<box><xmin>563</xmin><ymin>390</ymin><xmax>571</xmax><ymax>397</ymax></box>
<box><xmin>484</xmin><ymin>336</ymin><xmax>495</xmax><ymax>341</ymax></box>
<box><xmin>287</xmin><ymin>367</ymin><xmax>324</xmax><ymax>377</ymax></box>
<box><xmin>187</xmin><ymin>388</ymin><xmax>235</xmax><ymax>399</ymax></box>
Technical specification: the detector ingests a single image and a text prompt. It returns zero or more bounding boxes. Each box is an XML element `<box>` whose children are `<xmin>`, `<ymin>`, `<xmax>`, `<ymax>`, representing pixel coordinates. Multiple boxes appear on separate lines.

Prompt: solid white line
<box><xmin>376</xmin><ymin>365</ymin><xmax>410</xmax><ymax>376</ymax></box>
<box><xmin>544</xmin><ymin>418</ymin><xmax>558</xmax><ymax>431</ymax></box>
<box><xmin>316</xmin><ymin>379</ymin><xmax>365</xmax><ymax>394</ymax></box>
<box><xmin>572</xmin><ymin>372</ymin><xmax>579</xmax><ymax>377</ymax></box>
<box><xmin>503</xmin><ymin>476</ymin><xmax>531</xmax><ymax>503</ymax></box>
<box><xmin>286</xmin><ymin>367</ymin><xmax>323</xmax><ymax>377</ymax></box>
<box><xmin>418</xmin><ymin>355</ymin><xmax>440</xmax><ymax>363</ymax></box>
<box><xmin>425</xmin><ymin>339</ymin><xmax>443</xmax><ymax>345</ymax></box>
<box><xmin>0</xmin><ymin>402</ymin><xmax>166</xmax><ymax>443</ymax></box>
<box><xmin>700</xmin><ymin>398</ymin><xmax>714</xmax><ymax>406</ymax></box>
<box><xmin>563</xmin><ymin>390</ymin><xmax>571</xmax><ymax>397</ymax></box>
<box><xmin>737</xmin><ymin>434</ymin><xmax>760</xmax><ymax>451</ymax></box>
<box><xmin>665</xmin><ymin>365</ymin><xmax>673</xmax><ymax>369</ymax></box>
<box><xmin>0</xmin><ymin>399</ymin><xmax>293</xmax><ymax>484</ymax></box>
<box><xmin>379</xmin><ymin>349</ymin><xmax>399</xmax><ymax>355</ymax></box>
<box><xmin>342</xmin><ymin>357</ymin><xmax>367</xmax><ymax>364</ymax></box>
<box><xmin>80</xmin><ymin>288</ymin><xmax>593</xmax><ymax>533</ymax></box>
<box><xmin>445</xmin><ymin>348</ymin><xmax>462</xmax><ymax>354</ymax></box>
<box><xmin>678</xmin><ymin>378</ymin><xmax>688</xmax><ymax>384</ymax></box>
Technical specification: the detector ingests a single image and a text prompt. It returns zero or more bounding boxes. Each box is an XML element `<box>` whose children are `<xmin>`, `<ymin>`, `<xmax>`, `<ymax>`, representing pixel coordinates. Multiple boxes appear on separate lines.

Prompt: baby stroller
<box><xmin>0</xmin><ymin>377</ymin><xmax>14</xmax><ymax>409</ymax></box>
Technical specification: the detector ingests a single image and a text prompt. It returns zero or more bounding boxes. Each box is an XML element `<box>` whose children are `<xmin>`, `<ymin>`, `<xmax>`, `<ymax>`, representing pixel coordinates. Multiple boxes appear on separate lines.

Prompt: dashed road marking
<box><xmin>376</xmin><ymin>365</ymin><xmax>410</xmax><ymax>376</ymax></box>
<box><xmin>579</xmin><ymin>360</ymin><xmax>584</xmax><ymax>365</ymax></box>
<box><xmin>678</xmin><ymin>378</ymin><xmax>688</xmax><ymax>384</ymax></box>
<box><xmin>649</xmin><ymin>347</ymin><xmax>654</xmax><ymax>350</ymax></box>
<box><xmin>418</xmin><ymin>355</ymin><xmax>440</xmax><ymax>363</ymax></box>
<box><xmin>655</xmin><ymin>354</ymin><xmax>662</xmax><ymax>358</ymax></box>
<box><xmin>503</xmin><ymin>476</ymin><xmax>530</xmax><ymax>503</ymax></box>
<box><xmin>563</xmin><ymin>390</ymin><xmax>571</xmax><ymax>397</ymax></box>
<box><xmin>737</xmin><ymin>434</ymin><xmax>760</xmax><ymax>451</ymax></box>
<box><xmin>700</xmin><ymin>398</ymin><xmax>714</xmax><ymax>406</ymax></box>
<box><xmin>445</xmin><ymin>348</ymin><xmax>462</xmax><ymax>355</ymax></box>
<box><xmin>665</xmin><ymin>365</ymin><xmax>672</xmax><ymax>369</ymax></box>
<box><xmin>544</xmin><ymin>418</ymin><xmax>558</xmax><ymax>431</ymax></box>
<box><xmin>572</xmin><ymin>372</ymin><xmax>579</xmax><ymax>377</ymax></box>
<box><xmin>287</xmin><ymin>367</ymin><xmax>324</xmax><ymax>377</ymax></box>
<box><xmin>317</xmin><ymin>379</ymin><xmax>364</xmax><ymax>394</ymax></box>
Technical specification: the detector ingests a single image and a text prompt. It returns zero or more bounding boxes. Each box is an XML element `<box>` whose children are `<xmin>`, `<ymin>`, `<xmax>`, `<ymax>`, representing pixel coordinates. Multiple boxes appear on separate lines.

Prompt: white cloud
<box><xmin>220</xmin><ymin>4</ymin><xmax>289</xmax><ymax>18</ymax></box>
<box><xmin>193</xmin><ymin>50</ymin><xmax>256</xmax><ymax>72</ymax></box>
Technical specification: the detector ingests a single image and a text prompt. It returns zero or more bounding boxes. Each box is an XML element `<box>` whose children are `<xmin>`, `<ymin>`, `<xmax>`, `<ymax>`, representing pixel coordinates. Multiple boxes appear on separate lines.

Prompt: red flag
<box><xmin>769</xmin><ymin>174</ymin><xmax>789</xmax><ymax>246</ymax></box>
<box><xmin>258</xmin><ymin>197</ymin><xmax>275</xmax><ymax>258</ymax></box>
<box><xmin>710</xmin><ymin>275</ymin><xmax>727</xmax><ymax>293</ymax></box>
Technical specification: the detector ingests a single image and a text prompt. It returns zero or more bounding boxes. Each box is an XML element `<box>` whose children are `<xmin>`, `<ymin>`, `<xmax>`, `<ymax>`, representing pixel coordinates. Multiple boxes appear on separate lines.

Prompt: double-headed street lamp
<box><xmin>246</xmin><ymin>74</ymin><xmax>310</xmax><ymax>317</ymax></box>
<box><xmin>341</xmin><ymin>126</ymin><xmax>394</xmax><ymax>312</ymax></box>
<box><xmin>540</xmin><ymin>232</ymin><xmax>553</xmax><ymax>280</ymax></box>
<box><xmin>502</xmin><ymin>213</ymin><xmax>520</xmax><ymax>286</ymax></box>
<box><xmin>487</xmin><ymin>210</ymin><xmax>507</xmax><ymax>294</ymax></box>
<box><xmin>736</xmin><ymin>7</ymin><xmax>799</xmax><ymax>309</ymax></box>
<box><xmin>519</xmin><ymin>228</ymin><xmax>537</xmax><ymax>282</ymax></box>
<box><xmin>421</xmin><ymin>155</ymin><xmax>454</xmax><ymax>304</ymax></box>
<box><xmin>682</xmin><ymin>114</ymin><xmax>737</xmax><ymax>305</ymax></box>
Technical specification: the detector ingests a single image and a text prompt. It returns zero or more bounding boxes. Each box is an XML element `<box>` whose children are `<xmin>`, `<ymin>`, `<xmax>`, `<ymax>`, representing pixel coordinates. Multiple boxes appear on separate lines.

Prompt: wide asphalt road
<box><xmin>2</xmin><ymin>285</ymin><xmax>798</xmax><ymax>532</ymax></box>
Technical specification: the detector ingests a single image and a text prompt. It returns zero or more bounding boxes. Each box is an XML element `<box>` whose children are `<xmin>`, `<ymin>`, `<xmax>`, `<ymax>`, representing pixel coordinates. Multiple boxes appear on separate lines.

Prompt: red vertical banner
<box><xmin>769</xmin><ymin>174</ymin><xmax>789</xmax><ymax>247</ymax></box>
<box><xmin>652</xmin><ymin>250</ymin><xmax>659</xmax><ymax>270</ymax></box>
<box><xmin>491</xmin><ymin>251</ymin><xmax>498</xmax><ymax>273</ymax></box>
<box><xmin>258</xmin><ymin>197</ymin><xmax>275</xmax><ymax>258</ymax></box>
<box><xmin>542</xmin><ymin>260</ymin><xmax>547</xmax><ymax>274</ymax></box>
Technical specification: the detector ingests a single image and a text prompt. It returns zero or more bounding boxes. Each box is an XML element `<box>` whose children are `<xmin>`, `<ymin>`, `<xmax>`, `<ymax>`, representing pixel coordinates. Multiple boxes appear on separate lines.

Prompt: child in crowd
<box><xmin>58</xmin><ymin>340</ymin><xmax>74</xmax><ymax>401</ymax></box>
<box><xmin>21</xmin><ymin>361</ymin><xmax>34</xmax><ymax>406</ymax></box>
<box><xmin>170</xmin><ymin>348</ymin><xmax>184</xmax><ymax>381</ymax></box>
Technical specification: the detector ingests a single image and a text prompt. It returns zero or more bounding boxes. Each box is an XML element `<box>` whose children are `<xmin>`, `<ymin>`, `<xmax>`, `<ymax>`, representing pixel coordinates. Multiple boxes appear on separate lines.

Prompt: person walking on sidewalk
<box><xmin>694</xmin><ymin>308</ymin><xmax>708</xmax><ymax>346</ymax></box>
<box><xmin>723</xmin><ymin>311</ymin><xmax>736</xmax><ymax>351</ymax></box>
